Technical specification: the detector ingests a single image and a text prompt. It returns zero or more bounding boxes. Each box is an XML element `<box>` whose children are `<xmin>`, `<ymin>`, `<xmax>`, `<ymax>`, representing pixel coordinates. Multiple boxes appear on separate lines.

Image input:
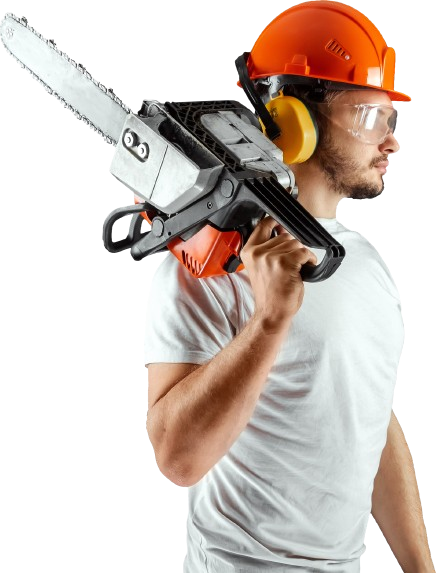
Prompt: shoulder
<box><xmin>335</xmin><ymin>221</ymin><xmax>385</xmax><ymax>258</ymax></box>
<box><xmin>336</xmin><ymin>224</ymin><xmax>401</xmax><ymax>302</ymax></box>
<box><xmin>152</xmin><ymin>253</ymin><xmax>236</xmax><ymax>297</ymax></box>
<box><xmin>149</xmin><ymin>253</ymin><xmax>244</xmax><ymax>327</ymax></box>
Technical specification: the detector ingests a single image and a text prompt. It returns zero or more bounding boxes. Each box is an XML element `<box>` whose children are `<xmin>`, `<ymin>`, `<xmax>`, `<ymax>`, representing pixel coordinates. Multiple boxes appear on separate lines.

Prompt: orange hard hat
<box><xmin>243</xmin><ymin>1</ymin><xmax>410</xmax><ymax>102</ymax></box>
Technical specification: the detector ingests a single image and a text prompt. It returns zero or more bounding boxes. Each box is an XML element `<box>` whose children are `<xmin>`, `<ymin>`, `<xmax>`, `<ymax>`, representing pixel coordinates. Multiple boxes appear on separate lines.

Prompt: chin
<box><xmin>347</xmin><ymin>180</ymin><xmax>384</xmax><ymax>200</ymax></box>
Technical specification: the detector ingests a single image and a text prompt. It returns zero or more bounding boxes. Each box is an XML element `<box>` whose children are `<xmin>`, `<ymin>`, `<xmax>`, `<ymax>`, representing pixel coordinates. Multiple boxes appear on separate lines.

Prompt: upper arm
<box><xmin>147</xmin><ymin>362</ymin><xmax>202</xmax><ymax>411</ymax></box>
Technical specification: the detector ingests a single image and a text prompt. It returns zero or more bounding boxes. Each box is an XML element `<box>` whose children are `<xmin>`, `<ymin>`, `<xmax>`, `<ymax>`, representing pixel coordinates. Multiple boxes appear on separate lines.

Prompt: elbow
<box><xmin>153</xmin><ymin>443</ymin><xmax>211</xmax><ymax>487</ymax></box>
<box><xmin>155</xmin><ymin>451</ymin><xmax>204</xmax><ymax>487</ymax></box>
<box><xmin>155</xmin><ymin>447</ymin><xmax>207</xmax><ymax>487</ymax></box>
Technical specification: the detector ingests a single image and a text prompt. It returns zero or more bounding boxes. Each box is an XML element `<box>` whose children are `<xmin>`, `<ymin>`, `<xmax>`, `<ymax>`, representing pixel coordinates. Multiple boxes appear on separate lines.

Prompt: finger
<box><xmin>263</xmin><ymin>234</ymin><xmax>303</xmax><ymax>249</ymax></box>
<box><xmin>289</xmin><ymin>245</ymin><xmax>318</xmax><ymax>265</ymax></box>
<box><xmin>263</xmin><ymin>219</ymin><xmax>297</xmax><ymax>239</ymax></box>
<box><xmin>269</xmin><ymin>243</ymin><xmax>318</xmax><ymax>265</ymax></box>
<box><xmin>275</xmin><ymin>224</ymin><xmax>293</xmax><ymax>236</ymax></box>
<box><xmin>246</xmin><ymin>216</ymin><xmax>295</xmax><ymax>247</ymax></box>
<box><xmin>267</xmin><ymin>237</ymin><xmax>310</xmax><ymax>250</ymax></box>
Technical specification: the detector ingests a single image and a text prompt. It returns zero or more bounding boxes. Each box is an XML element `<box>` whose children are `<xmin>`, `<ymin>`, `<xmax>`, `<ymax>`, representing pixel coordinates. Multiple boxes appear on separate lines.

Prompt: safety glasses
<box><xmin>316</xmin><ymin>103</ymin><xmax>398</xmax><ymax>145</ymax></box>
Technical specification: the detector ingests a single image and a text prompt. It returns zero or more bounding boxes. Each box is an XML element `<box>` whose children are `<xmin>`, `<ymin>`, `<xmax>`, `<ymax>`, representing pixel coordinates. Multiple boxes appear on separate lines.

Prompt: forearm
<box><xmin>147</xmin><ymin>312</ymin><xmax>291</xmax><ymax>487</ymax></box>
<box><xmin>371</xmin><ymin>411</ymin><xmax>435</xmax><ymax>573</ymax></box>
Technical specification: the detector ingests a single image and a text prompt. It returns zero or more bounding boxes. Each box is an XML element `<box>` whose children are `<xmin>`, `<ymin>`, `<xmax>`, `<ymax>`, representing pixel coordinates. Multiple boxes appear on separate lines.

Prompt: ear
<box><xmin>260</xmin><ymin>94</ymin><xmax>318</xmax><ymax>164</ymax></box>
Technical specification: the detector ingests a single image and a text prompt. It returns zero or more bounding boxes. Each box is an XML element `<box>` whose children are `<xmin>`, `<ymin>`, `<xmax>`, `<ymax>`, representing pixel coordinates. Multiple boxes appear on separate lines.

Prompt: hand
<box><xmin>240</xmin><ymin>216</ymin><xmax>317</xmax><ymax>331</ymax></box>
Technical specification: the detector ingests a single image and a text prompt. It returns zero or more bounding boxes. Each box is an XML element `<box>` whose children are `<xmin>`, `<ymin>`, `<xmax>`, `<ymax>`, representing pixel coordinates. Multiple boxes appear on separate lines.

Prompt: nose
<box><xmin>380</xmin><ymin>131</ymin><xmax>400</xmax><ymax>154</ymax></box>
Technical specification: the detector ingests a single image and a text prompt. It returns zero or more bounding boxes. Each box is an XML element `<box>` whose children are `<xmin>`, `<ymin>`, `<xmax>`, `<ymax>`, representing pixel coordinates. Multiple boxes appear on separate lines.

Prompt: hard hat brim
<box><xmin>382</xmin><ymin>88</ymin><xmax>411</xmax><ymax>102</ymax></box>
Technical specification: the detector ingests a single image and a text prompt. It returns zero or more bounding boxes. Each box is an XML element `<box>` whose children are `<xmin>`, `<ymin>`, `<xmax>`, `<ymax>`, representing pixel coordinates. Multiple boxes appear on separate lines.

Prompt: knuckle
<box><xmin>296</xmin><ymin>246</ymin><xmax>312</xmax><ymax>258</ymax></box>
<box><xmin>241</xmin><ymin>244</ymin><xmax>260</xmax><ymax>262</ymax></box>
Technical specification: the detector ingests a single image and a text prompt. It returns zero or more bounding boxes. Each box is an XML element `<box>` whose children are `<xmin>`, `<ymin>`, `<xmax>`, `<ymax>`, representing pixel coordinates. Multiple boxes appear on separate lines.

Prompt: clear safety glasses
<box><xmin>316</xmin><ymin>103</ymin><xmax>398</xmax><ymax>145</ymax></box>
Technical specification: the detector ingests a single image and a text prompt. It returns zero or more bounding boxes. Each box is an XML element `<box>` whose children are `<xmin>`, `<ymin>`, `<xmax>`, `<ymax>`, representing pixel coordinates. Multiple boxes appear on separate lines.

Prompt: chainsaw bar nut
<box><xmin>137</xmin><ymin>142</ymin><xmax>149</xmax><ymax>160</ymax></box>
<box><xmin>123</xmin><ymin>130</ymin><xmax>138</xmax><ymax>148</ymax></box>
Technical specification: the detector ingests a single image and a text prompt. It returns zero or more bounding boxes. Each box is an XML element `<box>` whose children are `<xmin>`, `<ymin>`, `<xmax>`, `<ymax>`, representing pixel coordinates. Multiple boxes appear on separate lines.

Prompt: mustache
<box><xmin>370</xmin><ymin>154</ymin><xmax>389</xmax><ymax>168</ymax></box>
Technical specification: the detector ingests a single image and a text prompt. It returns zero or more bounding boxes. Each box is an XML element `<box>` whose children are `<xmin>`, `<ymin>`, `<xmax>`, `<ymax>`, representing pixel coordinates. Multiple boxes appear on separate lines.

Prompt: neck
<box><xmin>296</xmin><ymin>187</ymin><xmax>339</xmax><ymax>219</ymax></box>
<box><xmin>291</xmin><ymin>163</ymin><xmax>342</xmax><ymax>219</ymax></box>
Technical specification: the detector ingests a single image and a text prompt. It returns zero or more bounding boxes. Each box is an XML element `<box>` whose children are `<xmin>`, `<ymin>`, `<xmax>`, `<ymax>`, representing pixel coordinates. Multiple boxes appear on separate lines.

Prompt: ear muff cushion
<box><xmin>263</xmin><ymin>96</ymin><xmax>318</xmax><ymax>164</ymax></box>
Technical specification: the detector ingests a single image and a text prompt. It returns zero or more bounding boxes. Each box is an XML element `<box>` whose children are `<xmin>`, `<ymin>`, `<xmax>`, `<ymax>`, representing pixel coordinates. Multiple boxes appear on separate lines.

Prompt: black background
<box><xmin>0</xmin><ymin>3</ymin><xmax>434</xmax><ymax>571</ymax></box>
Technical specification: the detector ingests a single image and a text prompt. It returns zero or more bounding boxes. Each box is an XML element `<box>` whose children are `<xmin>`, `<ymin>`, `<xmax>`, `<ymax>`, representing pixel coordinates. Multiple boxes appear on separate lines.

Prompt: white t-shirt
<box><xmin>144</xmin><ymin>218</ymin><xmax>405</xmax><ymax>573</ymax></box>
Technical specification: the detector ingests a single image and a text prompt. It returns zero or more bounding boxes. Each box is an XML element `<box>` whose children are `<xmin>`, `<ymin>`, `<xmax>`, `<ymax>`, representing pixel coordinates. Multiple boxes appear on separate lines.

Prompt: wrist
<box><xmin>252</xmin><ymin>309</ymin><xmax>294</xmax><ymax>335</ymax></box>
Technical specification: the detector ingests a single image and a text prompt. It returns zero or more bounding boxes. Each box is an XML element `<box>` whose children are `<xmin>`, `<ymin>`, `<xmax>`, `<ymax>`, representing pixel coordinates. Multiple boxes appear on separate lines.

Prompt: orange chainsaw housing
<box><xmin>135</xmin><ymin>197</ymin><xmax>244</xmax><ymax>278</ymax></box>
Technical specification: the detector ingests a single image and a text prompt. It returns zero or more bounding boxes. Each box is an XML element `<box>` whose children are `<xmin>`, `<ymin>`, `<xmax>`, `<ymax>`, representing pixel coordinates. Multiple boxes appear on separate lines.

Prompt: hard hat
<box><xmin>243</xmin><ymin>0</ymin><xmax>410</xmax><ymax>102</ymax></box>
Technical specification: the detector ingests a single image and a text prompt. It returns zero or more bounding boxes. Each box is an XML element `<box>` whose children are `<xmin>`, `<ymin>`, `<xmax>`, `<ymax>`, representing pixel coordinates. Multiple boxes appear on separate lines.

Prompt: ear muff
<box><xmin>261</xmin><ymin>94</ymin><xmax>318</xmax><ymax>164</ymax></box>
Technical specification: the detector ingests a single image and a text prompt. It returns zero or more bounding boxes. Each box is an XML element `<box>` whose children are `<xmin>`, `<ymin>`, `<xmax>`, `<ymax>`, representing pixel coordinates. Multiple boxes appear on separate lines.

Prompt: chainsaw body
<box><xmin>105</xmin><ymin>99</ymin><xmax>345</xmax><ymax>282</ymax></box>
<box><xmin>1</xmin><ymin>14</ymin><xmax>345</xmax><ymax>282</ymax></box>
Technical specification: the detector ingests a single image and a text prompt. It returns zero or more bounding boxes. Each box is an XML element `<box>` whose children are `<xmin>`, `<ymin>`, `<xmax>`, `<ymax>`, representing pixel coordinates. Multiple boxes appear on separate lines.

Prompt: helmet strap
<box><xmin>235</xmin><ymin>53</ymin><xmax>281</xmax><ymax>141</ymax></box>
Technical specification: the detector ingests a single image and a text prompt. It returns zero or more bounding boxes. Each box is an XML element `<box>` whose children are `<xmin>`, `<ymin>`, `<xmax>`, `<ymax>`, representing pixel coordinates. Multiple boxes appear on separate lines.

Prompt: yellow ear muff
<box><xmin>261</xmin><ymin>94</ymin><xmax>318</xmax><ymax>164</ymax></box>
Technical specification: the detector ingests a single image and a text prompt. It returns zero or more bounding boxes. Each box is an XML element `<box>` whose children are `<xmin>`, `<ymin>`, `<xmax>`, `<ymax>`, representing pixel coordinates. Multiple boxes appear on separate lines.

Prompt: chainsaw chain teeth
<box><xmin>1</xmin><ymin>13</ymin><xmax>132</xmax><ymax>146</ymax></box>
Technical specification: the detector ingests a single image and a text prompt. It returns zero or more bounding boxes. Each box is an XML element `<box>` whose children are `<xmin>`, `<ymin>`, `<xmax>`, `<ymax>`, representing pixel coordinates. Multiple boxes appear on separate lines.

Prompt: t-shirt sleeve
<box><xmin>143</xmin><ymin>254</ymin><xmax>237</xmax><ymax>366</ymax></box>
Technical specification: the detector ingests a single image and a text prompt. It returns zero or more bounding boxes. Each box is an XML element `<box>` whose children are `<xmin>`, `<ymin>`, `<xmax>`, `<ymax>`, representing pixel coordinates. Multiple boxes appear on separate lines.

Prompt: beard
<box><xmin>312</xmin><ymin>130</ymin><xmax>386</xmax><ymax>200</ymax></box>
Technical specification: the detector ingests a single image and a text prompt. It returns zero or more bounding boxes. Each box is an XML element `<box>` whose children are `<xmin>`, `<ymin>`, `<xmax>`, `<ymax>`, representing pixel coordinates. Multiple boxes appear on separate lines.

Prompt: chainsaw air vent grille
<box><xmin>182</xmin><ymin>250</ymin><xmax>201</xmax><ymax>276</ymax></box>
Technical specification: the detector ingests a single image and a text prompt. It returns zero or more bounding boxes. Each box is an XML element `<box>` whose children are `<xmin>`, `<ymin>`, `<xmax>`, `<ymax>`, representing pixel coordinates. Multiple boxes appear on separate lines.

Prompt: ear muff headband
<box><xmin>235</xmin><ymin>53</ymin><xmax>318</xmax><ymax>164</ymax></box>
<box><xmin>235</xmin><ymin>52</ymin><xmax>281</xmax><ymax>141</ymax></box>
<box><xmin>262</xmin><ymin>94</ymin><xmax>318</xmax><ymax>164</ymax></box>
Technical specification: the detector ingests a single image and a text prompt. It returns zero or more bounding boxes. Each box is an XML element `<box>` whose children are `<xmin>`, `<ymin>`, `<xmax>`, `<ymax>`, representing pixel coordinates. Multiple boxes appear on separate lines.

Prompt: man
<box><xmin>145</xmin><ymin>2</ymin><xmax>435</xmax><ymax>572</ymax></box>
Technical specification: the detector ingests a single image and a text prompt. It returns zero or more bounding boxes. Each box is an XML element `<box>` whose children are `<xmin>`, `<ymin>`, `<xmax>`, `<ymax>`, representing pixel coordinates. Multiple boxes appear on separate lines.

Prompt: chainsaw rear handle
<box><xmin>299</xmin><ymin>246</ymin><xmax>342</xmax><ymax>282</ymax></box>
<box><xmin>233</xmin><ymin>179</ymin><xmax>346</xmax><ymax>283</ymax></box>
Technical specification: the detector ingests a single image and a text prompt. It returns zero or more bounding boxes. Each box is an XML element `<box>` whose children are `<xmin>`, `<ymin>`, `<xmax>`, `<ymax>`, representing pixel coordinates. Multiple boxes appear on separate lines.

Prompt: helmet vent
<box><xmin>326</xmin><ymin>39</ymin><xmax>351</xmax><ymax>61</ymax></box>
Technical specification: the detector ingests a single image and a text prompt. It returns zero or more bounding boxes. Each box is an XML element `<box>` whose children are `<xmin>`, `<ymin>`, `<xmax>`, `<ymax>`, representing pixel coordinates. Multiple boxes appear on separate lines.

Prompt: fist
<box><xmin>240</xmin><ymin>216</ymin><xmax>317</xmax><ymax>329</ymax></box>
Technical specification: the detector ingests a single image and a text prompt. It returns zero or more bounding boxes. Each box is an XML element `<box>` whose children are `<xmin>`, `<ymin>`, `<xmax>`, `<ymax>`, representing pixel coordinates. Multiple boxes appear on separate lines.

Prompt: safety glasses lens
<box><xmin>316</xmin><ymin>102</ymin><xmax>398</xmax><ymax>144</ymax></box>
<box><xmin>355</xmin><ymin>106</ymin><xmax>397</xmax><ymax>143</ymax></box>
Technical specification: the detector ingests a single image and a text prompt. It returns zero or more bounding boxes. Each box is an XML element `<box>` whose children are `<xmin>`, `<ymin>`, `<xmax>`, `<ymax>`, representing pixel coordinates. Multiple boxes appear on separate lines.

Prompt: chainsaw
<box><xmin>0</xmin><ymin>13</ymin><xmax>345</xmax><ymax>282</ymax></box>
